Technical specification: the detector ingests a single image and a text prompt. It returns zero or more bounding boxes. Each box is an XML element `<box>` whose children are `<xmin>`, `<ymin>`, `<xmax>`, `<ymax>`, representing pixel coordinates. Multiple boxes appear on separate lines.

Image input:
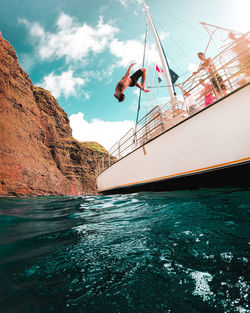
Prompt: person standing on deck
<box><xmin>114</xmin><ymin>63</ymin><xmax>150</xmax><ymax>102</ymax></box>
<box><xmin>193</xmin><ymin>52</ymin><xmax>227</xmax><ymax>98</ymax></box>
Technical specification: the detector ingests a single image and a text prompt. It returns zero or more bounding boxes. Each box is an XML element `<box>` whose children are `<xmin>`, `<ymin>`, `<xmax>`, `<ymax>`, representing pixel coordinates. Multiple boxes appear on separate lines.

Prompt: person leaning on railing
<box><xmin>193</xmin><ymin>52</ymin><xmax>227</xmax><ymax>98</ymax></box>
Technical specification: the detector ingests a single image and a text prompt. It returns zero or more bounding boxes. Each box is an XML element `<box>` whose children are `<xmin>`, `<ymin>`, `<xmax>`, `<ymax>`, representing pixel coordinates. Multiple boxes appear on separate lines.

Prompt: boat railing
<box><xmin>135</xmin><ymin>106</ymin><xmax>165</xmax><ymax>146</ymax></box>
<box><xmin>95</xmin><ymin>101</ymin><xmax>186</xmax><ymax>175</ymax></box>
<box><xmin>182</xmin><ymin>32</ymin><xmax>249</xmax><ymax>111</ymax></box>
<box><xmin>96</xmin><ymin>32</ymin><xmax>249</xmax><ymax>176</ymax></box>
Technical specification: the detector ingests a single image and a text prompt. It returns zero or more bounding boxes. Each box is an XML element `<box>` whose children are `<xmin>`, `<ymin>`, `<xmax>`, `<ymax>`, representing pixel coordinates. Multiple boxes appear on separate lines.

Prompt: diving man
<box><xmin>114</xmin><ymin>63</ymin><xmax>150</xmax><ymax>102</ymax></box>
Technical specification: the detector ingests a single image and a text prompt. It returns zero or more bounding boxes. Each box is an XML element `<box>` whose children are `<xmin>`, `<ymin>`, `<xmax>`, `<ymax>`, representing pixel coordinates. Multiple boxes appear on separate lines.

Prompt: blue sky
<box><xmin>0</xmin><ymin>0</ymin><xmax>249</xmax><ymax>149</ymax></box>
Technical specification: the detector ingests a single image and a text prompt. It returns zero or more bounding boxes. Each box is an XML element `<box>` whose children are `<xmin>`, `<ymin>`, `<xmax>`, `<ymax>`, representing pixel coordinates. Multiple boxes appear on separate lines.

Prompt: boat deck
<box><xmin>96</xmin><ymin>32</ymin><xmax>250</xmax><ymax>177</ymax></box>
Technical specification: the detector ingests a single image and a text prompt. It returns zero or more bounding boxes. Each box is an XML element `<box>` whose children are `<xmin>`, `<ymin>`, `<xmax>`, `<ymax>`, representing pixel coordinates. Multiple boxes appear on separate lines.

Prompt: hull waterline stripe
<box><xmin>99</xmin><ymin>157</ymin><xmax>250</xmax><ymax>192</ymax></box>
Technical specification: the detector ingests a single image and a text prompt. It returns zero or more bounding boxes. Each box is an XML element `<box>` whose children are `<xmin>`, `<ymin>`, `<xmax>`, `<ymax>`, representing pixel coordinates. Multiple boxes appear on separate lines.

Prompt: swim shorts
<box><xmin>129</xmin><ymin>69</ymin><xmax>143</xmax><ymax>87</ymax></box>
<box><xmin>211</xmin><ymin>74</ymin><xmax>226</xmax><ymax>93</ymax></box>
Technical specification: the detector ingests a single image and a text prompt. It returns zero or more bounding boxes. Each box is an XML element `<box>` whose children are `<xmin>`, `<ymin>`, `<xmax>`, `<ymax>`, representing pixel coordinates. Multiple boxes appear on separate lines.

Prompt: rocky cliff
<box><xmin>0</xmin><ymin>34</ymin><xmax>106</xmax><ymax>196</ymax></box>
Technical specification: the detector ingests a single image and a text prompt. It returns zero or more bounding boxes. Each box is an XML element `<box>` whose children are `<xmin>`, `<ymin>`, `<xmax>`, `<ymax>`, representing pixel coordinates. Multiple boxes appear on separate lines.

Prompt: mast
<box><xmin>143</xmin><ymin>2</ymin><xmax>175</xmax><ymax>101</ymax></box>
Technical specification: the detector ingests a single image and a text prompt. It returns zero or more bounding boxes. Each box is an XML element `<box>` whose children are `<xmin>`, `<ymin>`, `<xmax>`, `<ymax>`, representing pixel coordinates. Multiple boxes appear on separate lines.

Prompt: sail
<box><xmin>143</xmin><ymin>2</ymin><xmax>176</xmax><ymax>100</ymax></box>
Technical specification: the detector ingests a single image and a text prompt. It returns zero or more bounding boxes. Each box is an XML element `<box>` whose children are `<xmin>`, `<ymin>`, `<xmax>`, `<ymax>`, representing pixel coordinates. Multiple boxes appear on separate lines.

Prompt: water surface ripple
<box><xmin>0</xmin><ymin>188</ymin><xmax>249</xmax><ymax>313</ymax></box>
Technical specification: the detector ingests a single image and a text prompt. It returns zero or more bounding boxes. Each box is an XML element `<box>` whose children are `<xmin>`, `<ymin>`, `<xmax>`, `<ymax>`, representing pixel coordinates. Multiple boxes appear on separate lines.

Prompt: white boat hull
<box><xmin>97</xmin><ymin>84</ymin><xmax>250</xmax><ymax>193</ymax></box>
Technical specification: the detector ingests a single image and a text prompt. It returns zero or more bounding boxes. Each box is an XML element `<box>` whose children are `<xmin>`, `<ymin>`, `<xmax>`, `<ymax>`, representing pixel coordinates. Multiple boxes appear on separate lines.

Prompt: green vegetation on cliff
<box><xmin>80</xmin><ymin>141</ymin><xmax>108</xmax><ymax>156</ymax></box>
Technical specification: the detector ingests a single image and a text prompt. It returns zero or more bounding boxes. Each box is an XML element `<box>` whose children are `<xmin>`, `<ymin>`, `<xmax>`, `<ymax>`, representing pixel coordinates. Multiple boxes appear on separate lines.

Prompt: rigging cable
<box><xmin>150</xmin><ymin>3</ymin><xmax>207</xmax><ymax>38</ymax></box>
<box><xmin>135</xmin><ymin>19</ymin><xmax>148</xmax><ymax>126</ymax></box>
<box><xmin>150</xmin><ymin>3</ymin><xmax>208</xmax><ymax>84</ymax></box>
<box><xmin>153</xmin><ymin>19</ymin><xmax>193</xmax><ymax>80</ymax></box>
<box><xmin>152</xmin><ymin>19</ymin><xmax>178</xmax><ymax>96</ymax></box>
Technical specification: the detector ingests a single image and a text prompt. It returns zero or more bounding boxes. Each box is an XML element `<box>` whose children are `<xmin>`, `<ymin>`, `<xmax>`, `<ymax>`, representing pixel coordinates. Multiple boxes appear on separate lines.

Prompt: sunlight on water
<box><xmin>191</xmin><ymin>271</ymin><xmax>213</xmax><ymax>301</ymax></box>
<box><xmin>0</xmin><ymin>187</ymin><xmax>249</xmax><ymax>313</ymax></box>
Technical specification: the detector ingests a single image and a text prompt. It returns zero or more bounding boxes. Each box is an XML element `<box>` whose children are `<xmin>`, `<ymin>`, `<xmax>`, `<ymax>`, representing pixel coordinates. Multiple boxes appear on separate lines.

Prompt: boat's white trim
<box><xmin>99</xmin><ymin>157</ymin><xmax>250</xmax><ymax>192</ymax></box>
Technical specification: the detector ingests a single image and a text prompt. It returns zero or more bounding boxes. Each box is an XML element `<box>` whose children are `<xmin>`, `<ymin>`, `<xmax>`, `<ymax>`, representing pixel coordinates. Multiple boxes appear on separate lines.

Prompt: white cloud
<box><xmin>87</xmin><ymin>63</ymin><xmax>117</xmax><ymax>83</ymax></box>
<box><xmin>119</xmin><ymin>0</ymin><xmax>128</xmax><ymax>8</ymax></box>
<box><xmin>118</xmin><ymin>0</ymin><xmax>143</xmax><ymax>8</ymax></box>
<box><xmin>20</xmin><ymin>11</ymin><xmax>161</xmax><ymax>74</ymax></box>
<box><xmin>20</xmin><ymin>13</ymin><xmax>124</xmax><ymax>98</ymax></box>
<box><xmin>110</xmin><ymin>38</ymin><xmax>161</xmax><ymax>68</ymax></box>
<box><xmin>20</xmin><ymin>14</ymin><xmax>119</xmax><ymax>62</ymax></box>
<box><xmin>56</xmin><ymin>13</ymin><xmax>73</xmax><ymax>30</ymax></box>
<box><xmin>19</xmin><ymin>53</ymin><xmax>36</xmax><ymax>72</ymax></box>
<box><xmin>110</xmin><ymin>39</ymin><xmax>143</xmax><ymax>67</ymax></box>
<box><xmin>188</xmin><ymin>62</ymin><xmax>198</xmax><ymax>73</ymax></box>
<box><xmin>69</xmin><ymin>112</ymin><xmax>135</xmax><ymax>151</ymax></box>
<box><xmin>19</xmin><ymin>19</ymin><xmax>45</xmax><ymax>38</ymax></box>
<box><xmin>133</xmin><ymin>89</ymin><xmax>140</xmax><ymax>96</ymax></box>
<box><xmin>40</xmin><ymin>70</ymin><xmax>85</xmax><ymax>98</ymax></box>
<box><xmin>159</xmin><ymin>31</ymin><xmax>170</xmax><ymax>41</ymax></box>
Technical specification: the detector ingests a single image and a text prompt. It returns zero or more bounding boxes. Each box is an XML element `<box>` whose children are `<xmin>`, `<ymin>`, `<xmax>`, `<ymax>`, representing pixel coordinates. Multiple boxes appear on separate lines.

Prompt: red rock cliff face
<box><xmin>0</xmin><ymin>35</ymin><xmax>102</xmax><ymax>196</ymax></box>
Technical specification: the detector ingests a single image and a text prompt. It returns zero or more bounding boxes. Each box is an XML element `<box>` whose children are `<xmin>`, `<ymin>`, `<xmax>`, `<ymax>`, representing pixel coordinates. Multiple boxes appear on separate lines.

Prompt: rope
<box><xmin>154</xmin><ymin>19</ymin><xmax>189</xmax><ymax>73</ymax></box>
<box><xmin>148</xmin><ymin>85</ymin><xmax>174</xmax><ymax>88</ymax></box>
<box><xmin>150</xmin><ymin>4</ymin><xmax>207</xmax><ymax>37</ymax></box>
<box><xmin>135</xmin><ymin>19</ymin><xmax>148</xmax><ymax>126</ymax></box>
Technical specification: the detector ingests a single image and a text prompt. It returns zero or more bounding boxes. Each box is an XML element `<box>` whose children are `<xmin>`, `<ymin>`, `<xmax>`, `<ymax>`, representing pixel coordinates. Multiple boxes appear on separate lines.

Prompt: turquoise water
<box><xmin>0</xmin><ymin>188</ymin><xmax>249</xmax><ymax>313</ymax></box>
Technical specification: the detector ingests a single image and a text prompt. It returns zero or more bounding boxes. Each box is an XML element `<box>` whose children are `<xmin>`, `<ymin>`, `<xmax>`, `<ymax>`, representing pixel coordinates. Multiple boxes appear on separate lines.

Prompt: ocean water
<box><xmin>0</xmin><ymin>188</ymin><xmax>249</xmax><ymax>313</ymax></box>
